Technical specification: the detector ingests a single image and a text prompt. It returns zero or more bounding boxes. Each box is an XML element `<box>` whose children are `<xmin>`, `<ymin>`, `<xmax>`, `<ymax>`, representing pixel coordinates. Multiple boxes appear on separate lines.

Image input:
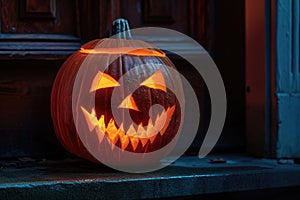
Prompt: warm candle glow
<box><xmin>80</xmin><ymin>47</ymin><xmax>166</xmax><ymax>57</ymax></box>
<box><xmin>81</xmin><ymin>105</ymin><xmax>175</xmax><ymax>151</ymax></box>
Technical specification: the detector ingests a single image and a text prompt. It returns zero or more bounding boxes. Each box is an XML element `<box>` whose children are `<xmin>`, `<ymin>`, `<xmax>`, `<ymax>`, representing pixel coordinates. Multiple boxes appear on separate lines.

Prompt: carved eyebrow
<box><xmin>140</xmin><ymin>70</ymin><xmax>166</xmax><ymax>92</ymax></box>
<box><xmin>90</xmin><ymin>72</ymin><xmax>120</xmax><ymax>92</ymax></box>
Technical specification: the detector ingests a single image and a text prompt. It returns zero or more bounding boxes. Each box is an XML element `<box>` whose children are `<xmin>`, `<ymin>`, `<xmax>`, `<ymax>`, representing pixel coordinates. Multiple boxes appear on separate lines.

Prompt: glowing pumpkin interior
<box><xmin>80</xmin><ymin>47</ymin><xmax>166</xmax><ymax>57</ymax></box>
<box><xmin>81</xmin><ymin>69</ymin><xmax>176</xmax><ymax>151</ymax></box>
<box><xmin>51</xmin><ymin>37</ymin><xmax>183</xmax><ymax>161</ymax></box>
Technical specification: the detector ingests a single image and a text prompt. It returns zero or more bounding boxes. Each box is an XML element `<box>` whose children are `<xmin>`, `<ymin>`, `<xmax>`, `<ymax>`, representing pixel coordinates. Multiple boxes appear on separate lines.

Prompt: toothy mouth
<box><xmin>81</xmin><ymin>105</ymin><xmax>176</xmax><ymax>151</ymax></box>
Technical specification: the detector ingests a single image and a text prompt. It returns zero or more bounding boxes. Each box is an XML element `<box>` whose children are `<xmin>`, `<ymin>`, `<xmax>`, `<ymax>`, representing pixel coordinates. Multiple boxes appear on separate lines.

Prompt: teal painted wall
<box><xmin>276</xmin><ymin>0</ymin><xmax>300</xmax><ymax>157</ymax></box>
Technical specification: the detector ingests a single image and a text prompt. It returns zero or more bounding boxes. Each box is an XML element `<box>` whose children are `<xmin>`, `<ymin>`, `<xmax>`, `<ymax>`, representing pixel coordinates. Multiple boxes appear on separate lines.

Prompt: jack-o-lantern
<box><xmin>51</xmin><ymin>19</ymin><xmax>184</xmax><ymax>164</ymax></box>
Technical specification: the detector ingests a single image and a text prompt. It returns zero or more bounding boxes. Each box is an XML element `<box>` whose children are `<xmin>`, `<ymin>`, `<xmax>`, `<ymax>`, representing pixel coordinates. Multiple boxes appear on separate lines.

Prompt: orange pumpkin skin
<box><xmin>51</xmin><ymin>38</ymin><xmax>183</xmax><ymax>163</ymax></box>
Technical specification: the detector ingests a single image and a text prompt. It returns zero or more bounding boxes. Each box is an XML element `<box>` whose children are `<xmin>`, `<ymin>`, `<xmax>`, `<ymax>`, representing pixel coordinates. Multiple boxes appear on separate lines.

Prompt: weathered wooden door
<box><xmin>0</xmin><ymin>0</ymin><xmax>245</xmax><ymax>158</ymax></box>
<box><xmin>0</xmin><ymin>0</ymin><xmax>213</xmax><ymax>158</ymax></box>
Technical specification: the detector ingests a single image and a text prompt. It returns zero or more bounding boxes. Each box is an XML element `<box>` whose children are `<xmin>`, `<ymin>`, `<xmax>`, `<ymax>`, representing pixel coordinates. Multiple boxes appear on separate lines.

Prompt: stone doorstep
<box><xmin>0</xmin><ymin>154</ymin><xmax>300</xmax><ymax>199</ymax></box>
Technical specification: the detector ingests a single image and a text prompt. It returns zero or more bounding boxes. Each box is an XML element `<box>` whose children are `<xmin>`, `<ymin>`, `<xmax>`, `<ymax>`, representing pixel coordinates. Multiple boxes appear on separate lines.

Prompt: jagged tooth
<box><xmin>137</xmin><ymin>123</ymin><xmax>148</xmax><ymax>147</ymax></box>
<box><xmin>81</xmin><ymin>106</ymin><xmax>98</xmax><ymax>132</ymax></box>
<box><xmin>157</xmin><ymin>110</ymin><xmax>167</xmax><ymax>136</ymax></box>
<box><xmin>137</xmin><ymin>123</ymin><xmax>146</xmax><ymax>137</ymax></box>
<box><xmin>98</xmin><ymin>115</ymin><xmax>106</xmax><ymax>133</ymax></box>
<box><xmin>127</xmin><ymin>124</ymin><xmax>137</xmax><ymax>137</ymax></box>
<box><xmin>106</xmin><ymin>132</ymin><xmax>118</xmax><ymax>144</ymax></box>
<box><xmin>106</xmin><ymin>119</ymin><xmax>119</xmax><ymax>144</ymax></box>
<box><xmin>149</xmin><ymin>134</ymin><xmax>157</xmax><ymax>143</ymax></box>
<box><xmin>154</xmin><ymin>113</ymin><xmax>160</xmax><ymax>129</ymax></box>
<box><xmin>154</xmin><ymin>113</ymin><xmax>160</xmax><ymax>123</ymax></box>
<box><xmin>167</xmin><ymin>105</ymin><xmax>176</xmax><ymax>118</ymax></box>
<box><xmin>160</xmin><ymin>123</ymin><xmax>168</xmax><ymax>136</ymax></box>
<box><xmin>120</xmin><ymin>135</ymin><xmax>130</xmax><ymax>150</ymax></box>
<box><xmin>116</xmin><ymin>123</ymin><xmax>125</xmax><ymax>138</ymax></box>
<box><xmin>111</xmin><ymin>134</ymin><xmax>120</xmax><ymax>145</ymax></box>
<box><xmin>140</xmin><ymin>138</ymin><xmax>148</xmax><ymax>147</ymax></box>
<box><xmin>95</xmin><ymin>127</ymin><xmax>105</xmax><ymax>143</ymax></box>
<box><xmin>130</xmin><ymin>136</ymin><xmax>139</xmax><ymax>151</ymax></box>
<box><xmin>116</xmin><ymin>123</ymin><xmax>127</xmax><ymax>151</ymax></box>
<box><xmin>160</xmin><ymin>106</ymin><xmax>176</xmax><ymax>136</ymax></box>
<box><xmin>146</xmin><ymin>118</ymin><xmax>157</xmax><ymax>137</ymax></box>
<box><xmin>107</xmin><ymin>118</ymin><xmax>116</xmax><ymax>131</ymax></box>
<box><xmin>155</xmin><ymin>110</ymin><xmax>167</xmax><ymax>135</ymax></box>
<box><xmin>91</xmin><ymin>108</ymin><xmax>96</xmax><ymax>114</ymax></box>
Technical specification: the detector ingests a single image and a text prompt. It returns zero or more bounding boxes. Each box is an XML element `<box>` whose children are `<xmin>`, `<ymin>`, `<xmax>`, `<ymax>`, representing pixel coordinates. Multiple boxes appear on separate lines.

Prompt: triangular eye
<box><xmin>118</xmin><ymin>94</ymin><xmax>140</xmax><ymax>111</ymax></box>
<box><xmin>140</xmin><ymin>70</ymin><xmax>166</xmax><ymax>92</ymax></box>
<box><xmin>90</xmin><ymin>72</ymin><xmax>120</xmax><ymax>92</ymax></box>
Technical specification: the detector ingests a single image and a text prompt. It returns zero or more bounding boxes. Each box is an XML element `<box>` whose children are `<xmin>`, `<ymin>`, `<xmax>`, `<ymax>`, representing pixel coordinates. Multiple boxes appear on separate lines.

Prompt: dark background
<box><xmin>0</xmin><ymin>0</ymin><xmax>245</xmax><ymax>158</ymax></box>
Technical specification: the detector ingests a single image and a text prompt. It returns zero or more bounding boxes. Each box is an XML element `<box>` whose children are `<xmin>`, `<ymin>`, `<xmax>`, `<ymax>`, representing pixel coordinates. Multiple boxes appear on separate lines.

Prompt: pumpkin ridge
<box><xmin>50</xmin><ymin>21</ymin><xmax>184</xmax><ymax>164</ymax></box>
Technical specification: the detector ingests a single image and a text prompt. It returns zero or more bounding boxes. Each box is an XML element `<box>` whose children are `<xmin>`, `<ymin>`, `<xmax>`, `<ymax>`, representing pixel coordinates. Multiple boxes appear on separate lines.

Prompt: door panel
<box><xmin>1</xmin><ymin>0</ymin><xmax>76</xmax><ymax>34</ymax></box>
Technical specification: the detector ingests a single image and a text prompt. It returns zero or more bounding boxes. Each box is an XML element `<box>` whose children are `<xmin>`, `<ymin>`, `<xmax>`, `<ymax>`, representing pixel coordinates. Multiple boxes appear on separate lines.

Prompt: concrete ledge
<box><xmin>0</xmin><ymin>154</ymin><xmax>300</xmax><ymax>199</ymax></box>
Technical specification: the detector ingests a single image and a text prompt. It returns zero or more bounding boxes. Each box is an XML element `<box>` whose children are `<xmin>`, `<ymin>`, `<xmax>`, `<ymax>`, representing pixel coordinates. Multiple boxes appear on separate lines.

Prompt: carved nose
<box><xmin>118</xmin><ymin>94</ymin><xmax>140</xmax><ymax>111</ymax></box>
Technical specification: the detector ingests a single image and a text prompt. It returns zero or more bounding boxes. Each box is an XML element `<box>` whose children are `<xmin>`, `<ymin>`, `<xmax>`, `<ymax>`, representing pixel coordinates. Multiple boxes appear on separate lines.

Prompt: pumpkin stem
<box><xmin>112</xmin><ymin>18</ymin><xmax>132</xmax><ymax>39</ymax></box>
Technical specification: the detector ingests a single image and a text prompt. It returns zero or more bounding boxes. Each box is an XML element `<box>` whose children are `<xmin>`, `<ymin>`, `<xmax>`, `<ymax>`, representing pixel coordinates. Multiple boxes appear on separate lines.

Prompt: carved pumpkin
<box><xmin>51</xmin><ymin>19</ymin><xmax>184</xmax><ymax>163</ymax></box>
